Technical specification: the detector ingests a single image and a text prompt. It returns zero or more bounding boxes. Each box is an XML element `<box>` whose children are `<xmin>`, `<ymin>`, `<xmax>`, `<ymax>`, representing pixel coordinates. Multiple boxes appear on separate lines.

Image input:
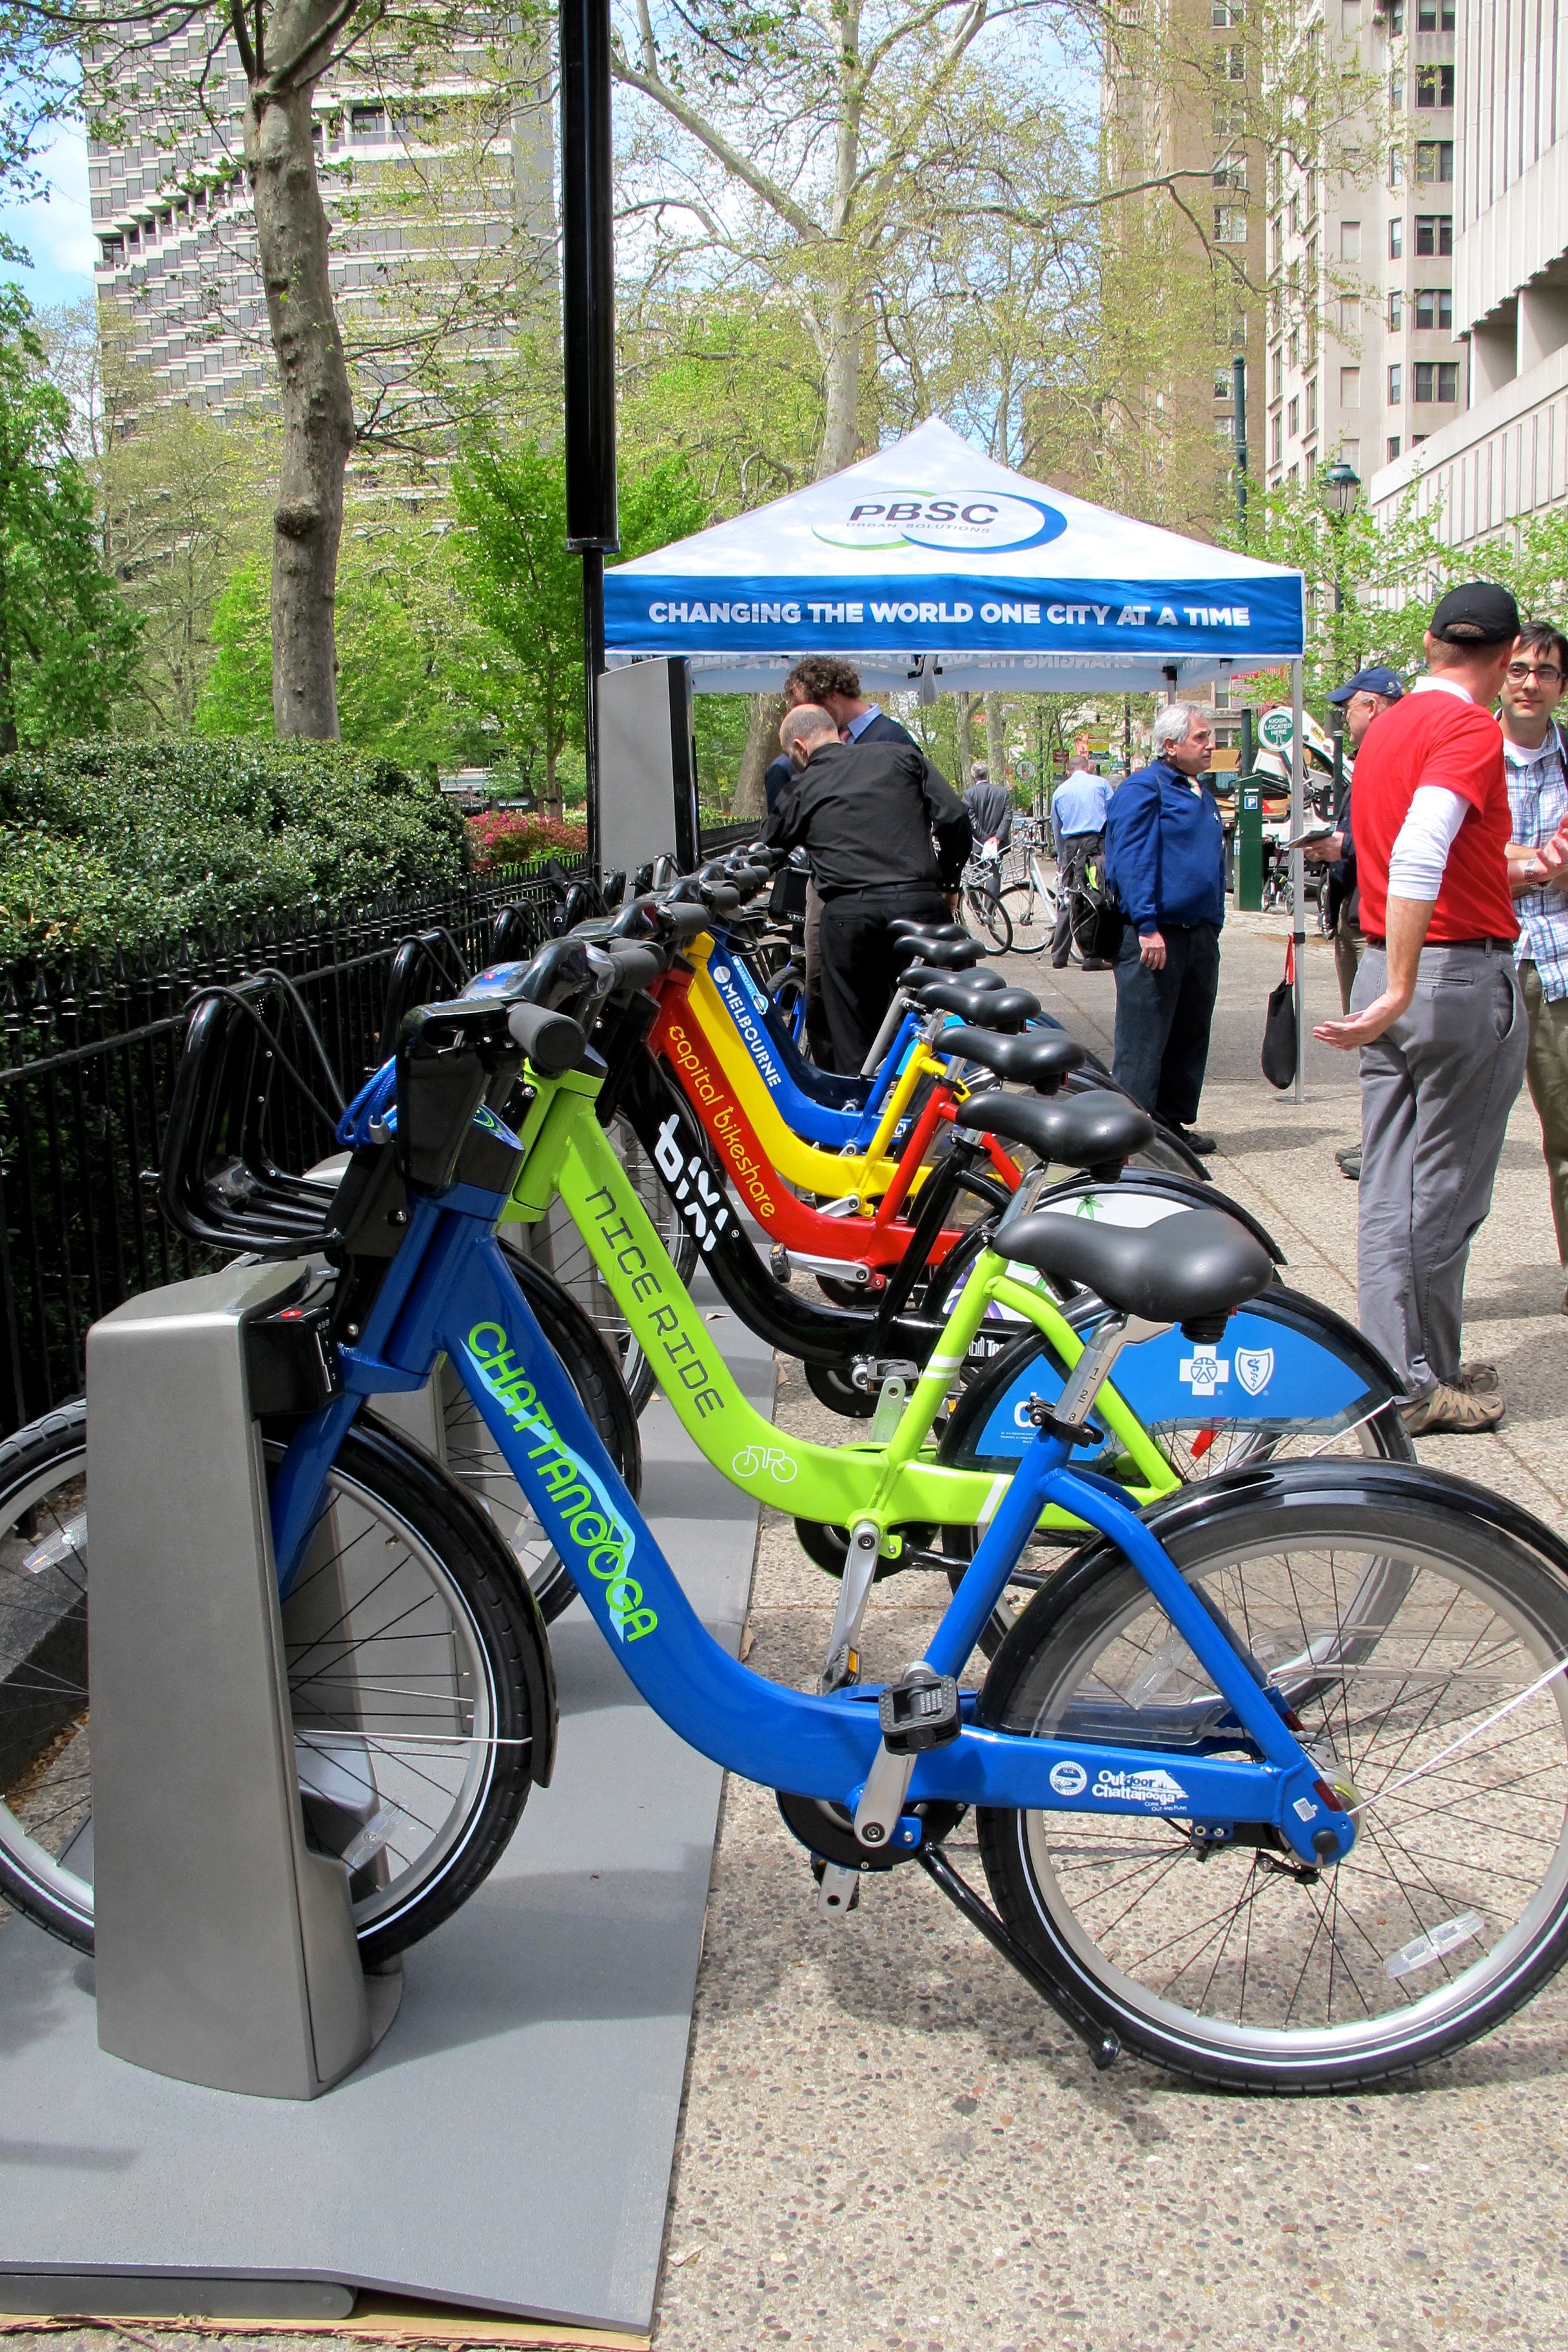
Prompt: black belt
<box><xmin>1363</xmin><ymin>936</ymin><xmax>1514</xmax><ymax>952</ymax></box>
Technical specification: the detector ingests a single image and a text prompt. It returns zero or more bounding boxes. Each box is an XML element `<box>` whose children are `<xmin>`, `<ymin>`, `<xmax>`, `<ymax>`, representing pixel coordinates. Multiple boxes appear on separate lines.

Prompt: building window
<box><xmin>1413</xmin><ymin>360</ymin><xmax>1460</xmax><ymax>401</ymax></box>
<box><xmin>1271</xmin><ymin>344</ymin><xmax>1283</xmax><ymax>397</ymax></box>
<box><xmin>1288</xmin><ymin>463</ymin><xmax>1300</xmax><ymax>487</ymax></box>
<box><xmin>1215</xmin><ymin>416</ymin><xmax>1236</xmax><ymax>443</ymax></box>
<box><xmin>1415</xmin><ymin>213</ymin><xmax>1453</xmax><ymax>255</ymax></box>
<box><xmin>1215</xmin><ymin>206</ymin><xmax>1248</xmax><ymax>242</ymax></box>
<box><xmin>1415</xmin><ymin>141</ymin><xmax>1455</xmax><ymax>182</ymax></box>
<box><xmin>1388</xmin><ymin>364</ymin><xmax>1403</xmax><ymax>402</ymax></box>
<box><xmin>1412</xmin><ymin>431</ymin><xmax>1429</xmax><ymax>446</ymax></box>
<box><xmin>1272</xmin><ymin>410</ymin><xmax>1284</xmax><ymax>463</ymax></box>
<box><xmin>1388</xmin><ymin>289</ymin><xmax>1404</xmax><ymax>328</ymax></box>
<box><xmin>1390</xmin><ymin>217</ymin><xmax>1404</xmax><ymax>258</ymax></box>
<box><xmin>1341</xmin><ymin>365</ymin><xmax>1362</xmax><ymax>407</ymax></box>
<box><xmin>100</xmin><ymin>235</ymin><xmax>124</xmax><ymax>262</ymax></box>
<box><xmin>349</xmin><ymin>104</ymin><xmax>386</xmax><ymax>141</ymax></box>
<box><xmin>1211</xmin><ymin>0</ymin><xmax>1242</xmax><ymax>21</ymax></box>
<box><xmin>1413</xmin><ymin>288</ymin><xmax>1453</xmax><ymax>329</ymax></box>
<box><xmin>1387</xmin><ymin>435</ymin><xmax>1402</xmax><ymax>460</ymax></box>
<box><xmin>1289</xmin><ymin>191</ymin><xmax>1302</xmax><ymax>234</ymax></box>
<box><xmin>1389</xmin><ymin>147</ymin><xmax>1404</xmax><ymax>186</ymax></box>
<box><xmin>1306</xmin><ymin>377</ymin><xmax>1318</xmax><ymax>431</ymax></box>
<box><xmin>1388</xmin><ymin>1</ymin><xmax>1404</xmax><ymax>27</ymax></box>
<box><xmin>1416</xmin><ymin>0</ymin><xmax>1455</xmax><ymax>25</ymax></box>
<box><xmin>1214</xmin><ymin>364</ymin><xmax>1231</xmax><ymax>399</ymax></box>
<box><xmin>1220</xmin><ymin>42</ymin><xmax>1246</xmax><ymax>76</ymax></box>
<box><xmin>1415</xmin><ymin>64</ymin><xmax>1455</xmax><ymax>107</ymax></box>
<box><xmin>1390</xmin><ymin>72</ymin><xmax>1404</xmax><ymax>110</ymax></box>
<box><xmin>1340</xmin><ymin>219</ymin><xmax>1362</xmax><ymax>260</ymax></box>
<box><xmin>1213</xmin><ymin>155</ymin><xmax>1248</xmax><ymax>191</ymax></box>
<box><xmin>1213</xmin><ymin>92</ymin><xmax>1246</xmax><ymax>135</ymax></box>
<box><xmin>1288</xmin><ymin>395</ymin><xmax>1300</xmax><ymax>436</ymax></box>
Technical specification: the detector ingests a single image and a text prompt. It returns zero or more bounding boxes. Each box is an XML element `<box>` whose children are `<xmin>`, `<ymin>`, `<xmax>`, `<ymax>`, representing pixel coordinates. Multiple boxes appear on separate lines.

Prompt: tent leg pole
<box><xmin>1291</xmin><ymin>657</ymin><xmax>1305</xmax><ymax>1107</ymax></box>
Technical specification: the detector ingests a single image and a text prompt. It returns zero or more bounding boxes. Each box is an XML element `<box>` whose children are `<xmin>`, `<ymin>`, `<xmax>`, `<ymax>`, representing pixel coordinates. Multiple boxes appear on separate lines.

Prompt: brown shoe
<box><xmin>1402</xmin><ymin>1381</ymin><xmax>1505</xmax><ymax>1436</ymax></box>
<box><xmin>1458</xmin><ymin>1360</ymin><xmax>1499</xmax><ymax>1395</ymax></box>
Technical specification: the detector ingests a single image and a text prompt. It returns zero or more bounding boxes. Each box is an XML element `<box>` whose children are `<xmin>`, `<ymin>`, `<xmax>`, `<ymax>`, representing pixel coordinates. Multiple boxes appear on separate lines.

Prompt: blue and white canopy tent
<box><xmin>603</xmin><ymin>417</ymin><xmax>1312</xmax><ymax>1093</ymax></box>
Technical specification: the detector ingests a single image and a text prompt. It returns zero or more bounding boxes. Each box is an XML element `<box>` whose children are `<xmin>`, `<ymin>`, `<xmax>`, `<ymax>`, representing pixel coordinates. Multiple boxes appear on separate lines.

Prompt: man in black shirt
<box><xmin>763</xmin><ymin>703</ymin><xmax>972</xmax><ymax>1070</ymax></box>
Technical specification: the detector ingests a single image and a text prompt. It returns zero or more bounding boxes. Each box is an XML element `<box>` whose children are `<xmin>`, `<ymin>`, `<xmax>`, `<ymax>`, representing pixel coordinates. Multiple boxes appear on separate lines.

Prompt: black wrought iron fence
<box><xmin>0</xmin><ymin>867</ymin><xmax>578</xmax><ymax>1439</ymax></box>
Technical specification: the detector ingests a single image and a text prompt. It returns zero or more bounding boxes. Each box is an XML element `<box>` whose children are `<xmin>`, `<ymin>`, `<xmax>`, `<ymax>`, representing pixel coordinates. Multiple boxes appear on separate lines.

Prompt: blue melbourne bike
<box><xmin>6</xmin><ymin>951</ymin><xmax>1568</xmax><ymax>2093</ymax></box>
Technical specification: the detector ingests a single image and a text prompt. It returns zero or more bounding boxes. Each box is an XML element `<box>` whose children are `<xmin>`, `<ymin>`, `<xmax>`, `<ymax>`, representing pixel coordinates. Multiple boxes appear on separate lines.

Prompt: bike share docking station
<box><xmin>0</xmin><ymin>1235</ymin><xmax>775</xmax><ymax>2336</ymax></box>
<box><xmin>86</xmin><ymin>1257</ymin><xmax>403</xmax><ymax>2101</ymax></box>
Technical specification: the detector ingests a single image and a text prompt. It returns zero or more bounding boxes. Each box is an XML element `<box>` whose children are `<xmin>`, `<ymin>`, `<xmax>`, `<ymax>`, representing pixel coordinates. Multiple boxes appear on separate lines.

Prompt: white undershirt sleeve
<box><xmin>1386</xmin><ymin>784</ymin><xmax>1471</xmax><ymax>903</ymax></box>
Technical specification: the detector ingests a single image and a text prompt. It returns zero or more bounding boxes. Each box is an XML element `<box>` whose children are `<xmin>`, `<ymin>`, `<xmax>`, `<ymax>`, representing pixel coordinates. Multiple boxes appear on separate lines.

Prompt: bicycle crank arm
<box><xmin>917</xmin><ymin>1847</ymin><xmax>1120</xmax><ymax>2070</ymax></box>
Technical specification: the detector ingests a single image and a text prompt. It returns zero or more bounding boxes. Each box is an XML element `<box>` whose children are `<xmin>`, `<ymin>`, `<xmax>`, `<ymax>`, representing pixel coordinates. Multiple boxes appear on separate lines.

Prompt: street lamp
<box><xmin>1320</xmin><ymin>460</ymin><xmax>1362</xmax><ymax>689</ymax></box>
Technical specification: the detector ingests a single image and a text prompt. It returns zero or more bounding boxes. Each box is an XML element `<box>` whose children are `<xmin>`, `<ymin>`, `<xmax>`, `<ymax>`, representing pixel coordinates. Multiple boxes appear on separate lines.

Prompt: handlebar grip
<box><xmin>701</xmin><ymin>883</ymin><xmax>741</xmax><ymax>914</ymax></box>
<box><xmin>506</xmin><ymin>1001</ymin><xmax>587</xmax><ymax>1075</ymax></box>
<box><xmin>604</xmin><ymin>941</ymin><xmax>664</xmax><ymax>995</ymax></box>
<box><xmin>662</xmin><ymin>902</ymin><xmax>713</xmax><ymax>944</ymax></box>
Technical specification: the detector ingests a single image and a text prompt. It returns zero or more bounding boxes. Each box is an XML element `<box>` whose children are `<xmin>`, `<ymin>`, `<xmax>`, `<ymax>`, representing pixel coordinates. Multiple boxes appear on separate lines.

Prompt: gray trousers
<box><xmin>1355</xmin><ymin>941</ymin><xmax>1527</xmax><ymax>1397</ymax></box>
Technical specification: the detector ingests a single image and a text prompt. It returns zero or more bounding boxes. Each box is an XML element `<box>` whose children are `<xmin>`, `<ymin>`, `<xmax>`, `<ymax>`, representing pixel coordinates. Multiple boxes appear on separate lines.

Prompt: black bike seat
<box><xmin>931</xmin><ymin>984</ymin><xmax>1041</xmax><ymax>1033</ymax></box>
<box><xmin>956</xmin><ymin>1087</ymin><xmax>1152</xmax><ymax>1171</ymax></box>
<box><xmin>889</xmin><ymin>919</ymin><xmax>968</xmax><ymax>945</ymax></box>
<box><xmin>940</xmin><ymin>1026</ymin><xmax>1086</xmax><ymax>1092</ymax></box>
<box><xmin>892</xmin><ymin>934</ymin><xmax>982</xmax><ymax>973</ymax></box>
<box><xmin>906</xmin><ymin>968</ymin><xmax>1005</xmax><ymax>1006</ymax></box>
<box><xmin>995</xmin><ymin>1204</ymin><xmax>1274</xmax><ymax>1328</ymax></box>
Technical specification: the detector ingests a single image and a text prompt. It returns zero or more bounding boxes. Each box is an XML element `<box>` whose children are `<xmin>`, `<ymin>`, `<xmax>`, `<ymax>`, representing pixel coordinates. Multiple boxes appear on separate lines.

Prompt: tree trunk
<box><xmin>953</xmin><ymin>690</ymin><xmax>974</xmax><ymax>790</ymax></box>
<box><xmin>545</xmin><ymin>740</ymin><xmax>562</xmax><ymax>823</ymax></box>
<box><xmin>244</xmin><ymin>81</ymin><xmax>354</xmax><ymax>740</ymax></box>
<box><xmin>816</xmin><ymin>303</ymin><xmax>863</xmax><ymax>480</ymax></box>
<box><xmin>733</xmin><ymin>692</ymin><xmax>785</xmax><ymax>821</ymax></box>
<box><xmin>985</xmin><ymin>693</ymin><xmax>1008</xmax><ymax>787</ymax></box>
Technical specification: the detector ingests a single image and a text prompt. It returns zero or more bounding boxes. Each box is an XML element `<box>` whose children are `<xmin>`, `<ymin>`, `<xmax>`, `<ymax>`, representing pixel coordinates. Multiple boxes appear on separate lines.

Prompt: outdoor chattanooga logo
<box><xmin>465</xmin><ymin>1324</ymin><xmax>656</xmax><ymax>1642</ymax></box>
<box><xmin>810</xmin><ymin>491</ymin><xmax>1067</xmax><ymax>556</ymax></box>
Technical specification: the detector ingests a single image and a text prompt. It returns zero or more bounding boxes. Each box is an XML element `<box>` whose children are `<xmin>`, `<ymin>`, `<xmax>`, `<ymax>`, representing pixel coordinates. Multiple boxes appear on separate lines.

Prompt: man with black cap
<box><xmin>1315</xmin><ymin>583</ymin><xmax>1527</xmax><ymax>1436</ymax></box>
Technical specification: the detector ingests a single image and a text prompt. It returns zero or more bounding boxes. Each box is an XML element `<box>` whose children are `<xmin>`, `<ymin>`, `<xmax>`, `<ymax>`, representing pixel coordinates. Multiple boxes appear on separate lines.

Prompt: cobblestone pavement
<box><xmin>9</xmin><ymin>920</ymin><xmax>1568</xmax><ymax>2352</ymax></box>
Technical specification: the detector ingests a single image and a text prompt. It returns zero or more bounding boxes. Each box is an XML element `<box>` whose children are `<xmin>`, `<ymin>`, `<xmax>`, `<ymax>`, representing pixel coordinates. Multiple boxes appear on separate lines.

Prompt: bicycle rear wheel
<box><xmin>961</xmin><ymin>887</ymin><xmax>1012</xmax><ymax>953</ymax></box>
<box><xmin>1001</xmin><ymin>881</ymin><xmax>1054</xmax><ymax>956</ymax></box>
<box><xmin>977</xmin><ymin>1471</ymin><xmax>1568</xmax><ymax>2089</ymax></box>
<box><xmin>0</xmin><ymin>1407</ymin><xmax>542</xmax><ymax>1963</ymax></box>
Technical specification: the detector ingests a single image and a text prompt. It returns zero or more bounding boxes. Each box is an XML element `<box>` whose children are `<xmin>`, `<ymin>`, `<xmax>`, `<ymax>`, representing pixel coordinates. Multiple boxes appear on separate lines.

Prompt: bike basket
<box><xmin>159</xmin><ymin>972</ymin><xmax>349</xmax><ymax>1256</ymax></box>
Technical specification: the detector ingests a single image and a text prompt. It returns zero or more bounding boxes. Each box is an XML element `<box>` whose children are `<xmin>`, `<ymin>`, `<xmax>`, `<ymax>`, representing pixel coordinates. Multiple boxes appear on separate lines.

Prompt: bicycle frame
<box><xmin>501</xmin><ymin>1059</ymin><xmax>1182</xmax><ymax>1544</ymax></box>
<box><xmin>270</xmin><ymin>1139</ymin><xmax>1353</xmax><ymax>1870</ymax></box>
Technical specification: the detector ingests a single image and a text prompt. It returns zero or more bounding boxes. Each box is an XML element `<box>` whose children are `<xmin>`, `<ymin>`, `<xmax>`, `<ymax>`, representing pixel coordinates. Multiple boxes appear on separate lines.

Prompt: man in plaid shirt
<box><xmin>1504</xmin><ymin>621</ymin><xmax>1568</xmax><ymax>1305</ymax></box>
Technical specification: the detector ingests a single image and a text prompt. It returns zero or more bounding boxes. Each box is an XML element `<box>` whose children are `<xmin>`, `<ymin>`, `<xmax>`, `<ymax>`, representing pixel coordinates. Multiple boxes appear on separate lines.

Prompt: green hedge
<box><xmin>0</xmin><ymin>739</ymin><xmax>467</xmax><ymax>963</ymax></box>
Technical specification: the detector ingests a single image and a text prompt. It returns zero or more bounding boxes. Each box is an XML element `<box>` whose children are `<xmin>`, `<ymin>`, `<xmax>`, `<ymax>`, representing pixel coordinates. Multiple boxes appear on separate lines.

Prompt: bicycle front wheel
<box><xmin>962</xmin><ymin>887</ymin><xmax>1013</xmax><ymax>953</ymax></box>
<box><xmin>976</xmin><ymin>1470</ymin><xmax>1568</xmax><ymax>2090</ymax></box>
<box><xmin>0</xmin><ymin>1407</ymin><xmax>541</xmax><ymax>1963</ymax></box>
<box><xmin>1001</xmin><ymin>881</ymin><xmax>1054</xmax><ymax>956</ymax></box>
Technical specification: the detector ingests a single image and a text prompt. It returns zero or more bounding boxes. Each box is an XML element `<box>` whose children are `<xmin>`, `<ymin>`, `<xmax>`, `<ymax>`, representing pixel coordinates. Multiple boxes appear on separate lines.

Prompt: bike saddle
<box><xmin>993</xmin><ymin>1204</ymin><xmax>1274</xmax><ymax>1333</ymax></box>
<box><xmin>934</xmin><ymin>984</ymin><xmax>1041</xmax><ymax>1033</ymax></box>
<box><xmin>955</xmin><ymin>1086</ymin><xmax>1152</xmax><ymax>1175</ymax></box>
<box><xmin>939</xmin><ymin>1025</ymin><xmax>1086</xmax><ymax>1092</ymax></box>
<box><xmin>892</xmin><ymin>935</ymin><xmax>981</xmax><ymax>973</ymax></box>
<box><xmin>888</xmin><ymin>919</ymin><xmax>968</xmax><ymax>946</ymax></box>
<box><xmin>906</xmin><ymin>969</ymin><xmax>1006</xmax><ymax>1010</ymax></box>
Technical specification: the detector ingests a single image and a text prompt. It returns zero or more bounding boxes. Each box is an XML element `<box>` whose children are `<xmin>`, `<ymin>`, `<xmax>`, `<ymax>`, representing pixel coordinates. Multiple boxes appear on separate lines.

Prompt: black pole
<box><xmin>1232</xmin><ymin>354</ymin><xmax>1248</xmax><ymax>543</ymax></box>
<box><xmin>560</xmin><ymin>0</ymin><xmax>618</xmax><ymax>875</ymax></box>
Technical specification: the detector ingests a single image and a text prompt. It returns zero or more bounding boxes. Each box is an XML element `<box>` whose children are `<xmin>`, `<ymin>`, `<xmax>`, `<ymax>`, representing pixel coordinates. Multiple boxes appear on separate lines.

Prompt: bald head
<box><xmin>780</xmin><ymin>703</ymin><xmax>839</xmax><ymax>769</ymax></box>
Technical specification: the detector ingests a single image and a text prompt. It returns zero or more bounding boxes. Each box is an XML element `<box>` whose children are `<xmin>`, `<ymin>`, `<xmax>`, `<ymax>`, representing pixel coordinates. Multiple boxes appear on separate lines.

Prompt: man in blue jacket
<box><xmin>1104</xmin><ymin>701</ymin><xmax>1225</xmax><ymax>1156</ymax></box>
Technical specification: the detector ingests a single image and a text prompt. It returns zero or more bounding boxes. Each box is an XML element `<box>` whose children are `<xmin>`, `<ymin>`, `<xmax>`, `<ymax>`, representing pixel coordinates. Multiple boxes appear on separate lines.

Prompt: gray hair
<box><xmin>1151</xmin><ymin>702</ymin><xmax>1210</xmax><ymax>758</ymax></box>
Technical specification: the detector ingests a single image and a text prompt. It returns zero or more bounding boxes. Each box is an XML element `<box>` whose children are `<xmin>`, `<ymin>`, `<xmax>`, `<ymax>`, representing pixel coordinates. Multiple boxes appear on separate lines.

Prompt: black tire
<box><xmin>961</xmin><ymin>885</ymin><xmax>1012</xmax><ymax>953</ymax></box>
<box><xmin>440</xmin><ymin>1248</ymin><xmax>643</xmax><ymax>1624</ymax></box>
<box><xmin>507</xmin><ymin>1111</ymin><xmax>697</xmax><ymax>1413</ymax></box>
<box><xmin>974</xmin><ymin>1467</ymin><xmax>1568</xmax><ymax>2090</ymax></box>
<box><xmin>0</xmin><ymin>1406</ymin><xmax>544</xmax><ymax>1964</ymax></box>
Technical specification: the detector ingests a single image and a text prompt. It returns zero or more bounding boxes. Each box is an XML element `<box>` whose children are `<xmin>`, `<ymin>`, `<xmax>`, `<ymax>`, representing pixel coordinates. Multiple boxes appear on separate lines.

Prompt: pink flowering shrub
<box><xmin>466</xmin><ymin>810</ymin><xmax>589</xmax><ymax>872</ymax></box>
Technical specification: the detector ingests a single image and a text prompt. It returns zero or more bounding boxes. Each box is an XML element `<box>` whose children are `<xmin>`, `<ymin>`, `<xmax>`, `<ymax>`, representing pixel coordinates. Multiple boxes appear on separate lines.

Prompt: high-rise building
<box><xmin>1265</xmin><ymin>0</ymin><xmax>1463</xmax><ymax>500</ymax></box>
<box><xmin>1369</xmin><ymin>0</ymin><xmax>1568</xmax><ymax>555</ymax></box>
<box><xmin>1097</xmin><ymin>0</ymin><xmax>1265</xmax><ymax>536</ymax></box>
<box><xmin>88</xmin><ymin>37</ymin><xmax>553</xmax><ymax>420</ymax></box>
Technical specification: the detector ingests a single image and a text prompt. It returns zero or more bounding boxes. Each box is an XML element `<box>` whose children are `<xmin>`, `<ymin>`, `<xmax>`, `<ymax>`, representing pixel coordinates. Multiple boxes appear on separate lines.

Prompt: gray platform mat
<box><xmin>0</xmin><ymin>1284</ymin><xmax>773</xmax><ymax>2337</ymax></box>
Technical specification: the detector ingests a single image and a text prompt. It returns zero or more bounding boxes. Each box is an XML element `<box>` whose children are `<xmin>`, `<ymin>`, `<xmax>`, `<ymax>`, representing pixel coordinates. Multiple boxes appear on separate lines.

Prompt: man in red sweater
<box><xmin>1315</xmin><ymin>583</ymin><xmax>1538</xmax><ymax>1435</ymax></box>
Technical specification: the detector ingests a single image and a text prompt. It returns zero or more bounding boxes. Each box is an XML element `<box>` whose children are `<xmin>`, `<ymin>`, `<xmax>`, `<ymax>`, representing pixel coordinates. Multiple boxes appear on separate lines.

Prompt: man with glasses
<box><xmin>1502</xmin><ymin>623</ymin><xmax>1568</xmax><ymax>1308</ymax></box>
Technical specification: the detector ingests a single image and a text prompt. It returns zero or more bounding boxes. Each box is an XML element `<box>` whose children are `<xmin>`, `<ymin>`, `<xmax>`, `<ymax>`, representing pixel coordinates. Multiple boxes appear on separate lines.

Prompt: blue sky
<box><xmin>0</xmin><ymin>129</ymin><xmax>95</xmax><ymax>311</ymax></box>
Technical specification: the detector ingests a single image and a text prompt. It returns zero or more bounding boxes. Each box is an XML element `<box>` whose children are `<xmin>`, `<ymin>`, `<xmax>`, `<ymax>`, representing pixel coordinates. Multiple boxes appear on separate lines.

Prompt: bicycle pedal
<box><xmin>769</xmin><ymin>1245</ymin><xmax>793</xmax><ymax>1286</ymax></box>
<box><xmin>812</xmin><ymin>1859</ymin><xmax>861</xmax><ymax>1916</ymax></box>
<box><xmin>878</xmin><ymin>1666</ymin><xmax>961</xmax><ymax>1755</ymax></box>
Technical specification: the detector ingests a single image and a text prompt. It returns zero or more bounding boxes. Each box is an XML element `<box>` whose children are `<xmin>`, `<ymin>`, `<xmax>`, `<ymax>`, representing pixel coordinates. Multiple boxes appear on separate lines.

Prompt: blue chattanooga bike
<box><xmin>7</xmin><ymin>956</ymin><xmax>1568</xmax><ymax>2093</ymax></box>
